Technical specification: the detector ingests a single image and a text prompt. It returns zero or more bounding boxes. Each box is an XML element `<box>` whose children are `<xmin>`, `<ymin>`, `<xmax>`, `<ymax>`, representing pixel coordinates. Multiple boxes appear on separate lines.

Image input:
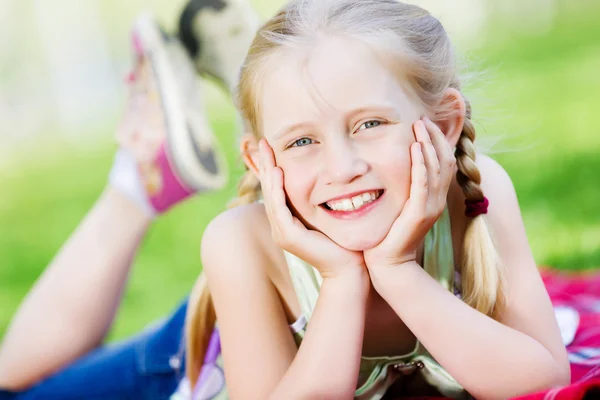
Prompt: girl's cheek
<box><xmin>377</xmin><ymin>148</ymin><xmax>412</xmax><ymax>196</ymax></box>
<box><xmin>391</xmin><ymin>159</ymin><xmax>412</xmax><ymax>201</ymax></box>
<box><xmin>282</xmin><ymin>165</ymin><xmax>311</xmax><ymax>201</ymax></box>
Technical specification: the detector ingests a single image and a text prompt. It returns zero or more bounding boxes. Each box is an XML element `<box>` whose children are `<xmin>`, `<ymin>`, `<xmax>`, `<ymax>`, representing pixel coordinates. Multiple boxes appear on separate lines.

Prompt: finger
<box><xmin>423</xmin><ymin>118</ymin><xmax>456</xmax><ymax>198</ymax></box>
<box><xmin>258</xmin><ymin>139</ymin><xmax>275</xmax><ymax>174</ymax></box>
<box><xmin>258</xmin><ymin>140</ymin><xmax>271</xmax><ymax>198</ymax></box>
<box><xmin>423</xmin><ymin>118</ymin><xmax>453</xmax><ymax>161</ymax></box>
<box><xmin>414</xmin><ymin>120</ymin><xmax>441</xmax><ymax>189</ymax></box>
<box><xmin>258</xmin><ymin>144</ymin><xmax>293</xmax><ymax>228</ymax></box>
<box><xmin>262</xmin><ymin>139</ymin><xmax>277</xmax><ymax>167</ymax></box>
<box><xmin>382</xmin><ymin>142</ymin><xmax>427</xmax><ymax>249</ymax></box>
<box><xmin>409</xmin><ymin>142</ymin><xmax>428</xmax><ymax>210</ymax></box>
<box><xmin>270</xmin><ymin>167</ymin><xmax>305</xmax><ymax>247</ymax></box>
<box><xmin>258</xmin><ymin>140</ymin><xmax>281</xmax><ymax>232</ymax></box>
<box><xmin>270</xmin><ymin>167</ymin><xmax>294</xmax><ymax>224</ymax></box>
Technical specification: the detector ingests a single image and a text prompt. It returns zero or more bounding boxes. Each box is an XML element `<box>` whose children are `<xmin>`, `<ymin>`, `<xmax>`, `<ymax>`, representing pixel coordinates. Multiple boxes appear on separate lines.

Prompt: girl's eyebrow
<box><xmin>275</xmin><ymin>122</ymin><xmax>314</xmax><ymax>141</ymax></box>
<box><xmin>345</xmin><ymin>104</ymin><xmax>401</xmax><ymax>120</ymax></box>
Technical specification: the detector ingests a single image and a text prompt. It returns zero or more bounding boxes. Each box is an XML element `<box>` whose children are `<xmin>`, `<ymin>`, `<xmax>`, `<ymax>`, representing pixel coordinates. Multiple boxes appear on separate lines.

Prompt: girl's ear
<box><xmin>240</xmin><ymin>133</ymin><xmax>260</xmax><ymax>178</ymax></box>
<box><xmin>433</xmin><ymin>88</ymin><xmax>466</xmax><ymax>149</ymax></box>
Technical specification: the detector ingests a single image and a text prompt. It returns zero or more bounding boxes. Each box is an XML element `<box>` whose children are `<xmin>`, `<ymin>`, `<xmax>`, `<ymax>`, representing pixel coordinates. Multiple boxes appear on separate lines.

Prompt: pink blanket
<box><xmin>514</xmin><ymin>268</ymin><xmax>600</xmax><ymax>399</ymax></box>
<box><xmin>394</xmin><ymin>268</ymin><xmax>600</xmax><ymax>399</ymax></box>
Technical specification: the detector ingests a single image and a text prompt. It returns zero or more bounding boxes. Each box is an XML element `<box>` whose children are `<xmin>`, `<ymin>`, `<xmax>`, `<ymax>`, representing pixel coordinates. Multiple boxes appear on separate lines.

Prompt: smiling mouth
<box><xmin>321</xmin><ymin>189</ymin><xmax>384</xmax><ymax>212</ymax></box>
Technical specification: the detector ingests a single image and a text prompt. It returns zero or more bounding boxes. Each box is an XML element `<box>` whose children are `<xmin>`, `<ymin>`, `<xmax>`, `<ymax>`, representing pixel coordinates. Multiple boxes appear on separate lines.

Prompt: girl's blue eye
<box><xmin>291</xmin><ymin>137</ymin><xmax>314</xmax><ymax>147</ymax></box>
<box><xmin>358</xmin><ymin>120</ymin><xmax>381</xmax><ymax>131</ymax></box>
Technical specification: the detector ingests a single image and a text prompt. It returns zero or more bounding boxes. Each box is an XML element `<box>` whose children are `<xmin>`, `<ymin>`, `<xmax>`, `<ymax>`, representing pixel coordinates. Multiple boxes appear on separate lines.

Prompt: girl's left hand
<box><xmin>364</xmin><ymin>118</ymin><xmax>456</xmax><ymax>270</ymax></box>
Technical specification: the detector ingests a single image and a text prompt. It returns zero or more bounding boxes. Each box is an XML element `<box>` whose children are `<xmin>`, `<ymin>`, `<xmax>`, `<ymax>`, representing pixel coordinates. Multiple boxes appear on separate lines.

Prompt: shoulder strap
<box><xmin>423</xmin><ymin>206</ymin><xmax>456</xmax><ymax>292</ymax></box>
<box><xmin>283</xmin><ymin>251</ymin><xmax>323</xmax><ymax>320</ymax></box>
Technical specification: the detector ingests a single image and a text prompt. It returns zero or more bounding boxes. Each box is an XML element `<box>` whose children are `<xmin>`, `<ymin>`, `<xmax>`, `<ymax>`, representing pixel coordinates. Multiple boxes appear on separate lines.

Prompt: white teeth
<box><xmin>352</xmin><ymin>196</ymin><xmax>364</xmax><ymax>209</ymax></box>
<box><xmin>326</xmin><ymin>190</ymin><xmax>381</xmax><ymax>212</ymax></box>
<box><xmin>342</xmin><ymin>199</ymin><xmax>353</xmax><ymax>210</ymax></box>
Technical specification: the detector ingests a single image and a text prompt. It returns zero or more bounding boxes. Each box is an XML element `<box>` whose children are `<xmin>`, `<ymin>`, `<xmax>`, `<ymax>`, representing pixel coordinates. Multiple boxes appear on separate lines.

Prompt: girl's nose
<box><xmin>322</xmin><ymin>138</ymin><xmax>369</xmax><ymax>185</ymax></box>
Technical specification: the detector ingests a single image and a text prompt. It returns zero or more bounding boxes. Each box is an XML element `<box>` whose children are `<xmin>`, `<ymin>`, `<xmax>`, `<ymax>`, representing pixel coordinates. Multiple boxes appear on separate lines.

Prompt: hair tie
<box><xmin>465</xmin><ymin>197</ymin><xmax>489</xmax><ymax>218</ymax></box>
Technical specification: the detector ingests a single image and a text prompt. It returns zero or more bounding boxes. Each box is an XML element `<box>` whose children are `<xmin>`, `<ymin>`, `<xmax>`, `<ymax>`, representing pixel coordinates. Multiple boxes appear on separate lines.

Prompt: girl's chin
<box><xmin>328</xmin><ymin>231</ymin><xmax>387</xmax><ymax>252</ymax></box>
<box><xmin>306</xmin><ymin>213</ymin><xmax>398</xmax><ymax>252</ymax></box>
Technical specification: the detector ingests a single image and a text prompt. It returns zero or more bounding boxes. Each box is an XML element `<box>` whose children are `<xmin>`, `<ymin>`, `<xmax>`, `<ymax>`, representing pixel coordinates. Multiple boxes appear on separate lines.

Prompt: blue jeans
<box><xmin>0</xmin><ymin>299</ymin><xmax>188</xmax><ymax>400</ymax></box>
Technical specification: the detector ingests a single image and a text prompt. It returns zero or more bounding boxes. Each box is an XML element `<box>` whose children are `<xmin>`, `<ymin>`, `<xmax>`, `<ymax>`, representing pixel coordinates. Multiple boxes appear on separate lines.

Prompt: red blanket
<box><xmin>396</xmin><ymin>268</ymin><xmax>600</xmax><ymax>399</ymax></box>
<box><xmin>514</xmin><ymin>268</ymin><xmax>600</xmax><ymax>399</ymax></box>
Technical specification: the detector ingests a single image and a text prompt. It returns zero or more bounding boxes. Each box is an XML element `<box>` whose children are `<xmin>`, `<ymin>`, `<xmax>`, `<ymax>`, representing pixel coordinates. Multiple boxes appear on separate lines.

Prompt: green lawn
<box><xmin>1</xmin><ymin>6</ymin><xmax>599</xmax><ymax>341</ymax></box>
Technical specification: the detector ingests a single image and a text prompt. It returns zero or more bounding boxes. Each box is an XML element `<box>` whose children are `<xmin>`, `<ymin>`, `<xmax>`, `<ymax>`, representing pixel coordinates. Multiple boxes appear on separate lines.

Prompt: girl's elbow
<box><xmin>521</xmin><ymin>364</ymin><xmax>570</xmax><ymax>399</ymax></box>
<box><xmin>550</xmin><ymin>361</ymin><xmax>571</xmax><ymax>388</ymax></box>
<box><xmin>522</xmin><ymin>361</ymin><xmax>571</xmax><ymax>397</ymax></box>
<box><xmin>520</xmin><ymin>361</ymin><xmax>570</xmax><ymax>396</ymax></box>
<box><xmin>469</xmin><ymin>362</ymin><xmax>570</xmax><ymax>400</ymax></box>
<box><xmin>541</xmin><ymin>355</ymin><xmax>571</xmax><ymax>389</ymax></box>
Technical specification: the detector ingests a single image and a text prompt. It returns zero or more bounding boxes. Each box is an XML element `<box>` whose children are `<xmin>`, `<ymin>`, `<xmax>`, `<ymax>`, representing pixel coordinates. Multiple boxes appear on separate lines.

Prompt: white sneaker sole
<box><xmin>132</xmin><ymin>13</ymin><xmax>228</xmax><ymax>191</ymax></box>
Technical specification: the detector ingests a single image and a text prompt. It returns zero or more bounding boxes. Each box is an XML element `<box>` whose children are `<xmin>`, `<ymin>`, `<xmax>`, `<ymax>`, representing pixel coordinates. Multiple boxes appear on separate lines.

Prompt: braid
<box><xmin>454</xmin><ymin>99</ymin><xmax>506</xmax><ymax>318</ymax></box>
<box><xmin>455</xmin><ymin>101</ymin><xmax>484</xmax><ymax>202</ymax></box>
<box><xmin>228</xmin><ymin>169</ymin><xmax>261</xmax><ymax>208</ymax></box>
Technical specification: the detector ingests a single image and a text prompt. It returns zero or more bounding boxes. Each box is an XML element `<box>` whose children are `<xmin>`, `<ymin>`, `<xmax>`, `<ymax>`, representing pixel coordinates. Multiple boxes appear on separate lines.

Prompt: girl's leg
<box><xmin>0</xmin><ymin>299</ymin><xmax>189</xmax><ymax>400</ymax></box>
<box><xmin>0</xmin><ymin>18</ymin><xmax>225</xmax><ymax>390</ymax></box>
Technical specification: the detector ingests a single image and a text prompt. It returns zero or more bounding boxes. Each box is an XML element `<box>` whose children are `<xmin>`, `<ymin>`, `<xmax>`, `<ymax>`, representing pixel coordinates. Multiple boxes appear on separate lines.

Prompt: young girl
<box><xmin>183</xmin><ymin>0</ymin><xmax>571</xmax><ymax>398</ymax></box>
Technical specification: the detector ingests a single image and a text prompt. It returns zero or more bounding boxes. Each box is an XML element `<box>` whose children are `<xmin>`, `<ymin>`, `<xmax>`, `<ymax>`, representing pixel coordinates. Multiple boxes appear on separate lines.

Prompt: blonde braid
<box><xmin>455</xmin><ymin>99</ymin><xmax>506</xmax><ymax>318</ymax></box>
<box><xmin>455</xmin><ymin>103</ymin><xmax>484</xmax><ymax>202</ymax></box>
<box><xmin>228</xmin><ymin>169</ymin><xmax>261</xmax><ymax>208</ymax></box>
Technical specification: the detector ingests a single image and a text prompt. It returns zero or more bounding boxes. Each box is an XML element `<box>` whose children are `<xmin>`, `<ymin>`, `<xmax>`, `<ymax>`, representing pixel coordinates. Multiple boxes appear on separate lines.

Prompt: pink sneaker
<box><xmin>115</xmin><ymin>14</ymin><xmax>227</xmax><ymax>214</ymax></box>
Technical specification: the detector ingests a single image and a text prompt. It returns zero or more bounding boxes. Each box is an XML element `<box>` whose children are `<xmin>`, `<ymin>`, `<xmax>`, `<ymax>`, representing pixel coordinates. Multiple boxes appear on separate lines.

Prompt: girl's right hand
<box><xmin>258</xmin><ymin>139</ymin><xmax>366</xmax><ymax>279</ymax></box>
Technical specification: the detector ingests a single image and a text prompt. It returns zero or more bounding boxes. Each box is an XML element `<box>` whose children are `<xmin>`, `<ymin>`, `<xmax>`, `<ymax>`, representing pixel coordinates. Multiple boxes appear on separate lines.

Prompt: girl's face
<box><xmin>258</xmin><ymin>36</ymin><xmax>426</xmax><ymax>251</ymax></box>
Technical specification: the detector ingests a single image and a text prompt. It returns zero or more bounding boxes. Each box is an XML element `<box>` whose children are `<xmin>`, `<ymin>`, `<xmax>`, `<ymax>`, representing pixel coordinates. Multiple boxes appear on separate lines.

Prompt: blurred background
<box><xmin>1</xmin><ymin>0</ymin><xmax>599</xmax><ymax>341</ymax></box>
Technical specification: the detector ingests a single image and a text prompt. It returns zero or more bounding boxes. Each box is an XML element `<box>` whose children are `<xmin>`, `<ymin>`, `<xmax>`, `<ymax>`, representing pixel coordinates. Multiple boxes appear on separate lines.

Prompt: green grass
<box><xmin>1</xmin><ymin>7</ymin><xmax>599</xmax><ymax>341</ymax></box>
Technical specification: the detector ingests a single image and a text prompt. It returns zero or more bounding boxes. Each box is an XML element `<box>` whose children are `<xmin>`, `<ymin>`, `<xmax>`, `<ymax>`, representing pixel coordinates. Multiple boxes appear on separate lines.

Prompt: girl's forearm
<box><xmin>270</xmin><ymin>267</ymin><xmax>370</xmax><ymax>400</ymax></box>
<box><xmin>369</xmin><ymin>262</ymin><xmax>568</xmax><ymax>399</ymax></box>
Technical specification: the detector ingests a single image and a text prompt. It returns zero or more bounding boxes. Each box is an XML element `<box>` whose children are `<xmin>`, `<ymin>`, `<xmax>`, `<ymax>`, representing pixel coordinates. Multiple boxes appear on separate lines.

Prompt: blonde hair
<box><xmin>186</xmin><ymin>0</ymin><xmax>505</xmax><ymax>387</ymax></box>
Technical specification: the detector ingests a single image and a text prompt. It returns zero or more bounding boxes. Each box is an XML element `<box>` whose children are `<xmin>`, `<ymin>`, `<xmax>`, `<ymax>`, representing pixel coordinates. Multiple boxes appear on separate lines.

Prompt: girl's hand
<box><xmin>364</xmin><ymin>118</ymin><xmax>456</xmax><ymax>270</ymax></box>
<box><xmin>258</xmin><ymin>139</ymin><xmax>366</xmax><ymax>279</ymax></box>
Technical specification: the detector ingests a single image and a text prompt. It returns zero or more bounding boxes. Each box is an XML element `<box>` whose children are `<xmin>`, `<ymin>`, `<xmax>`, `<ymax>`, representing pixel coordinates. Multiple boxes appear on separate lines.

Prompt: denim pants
<box><xmin>0</xmin><ymin>299</ymin><xmax>188</xmax><ymax>400</ymax></box>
